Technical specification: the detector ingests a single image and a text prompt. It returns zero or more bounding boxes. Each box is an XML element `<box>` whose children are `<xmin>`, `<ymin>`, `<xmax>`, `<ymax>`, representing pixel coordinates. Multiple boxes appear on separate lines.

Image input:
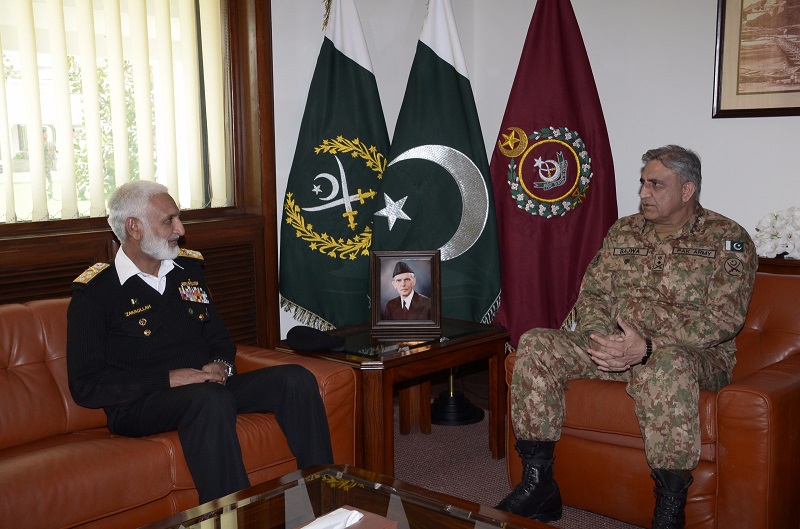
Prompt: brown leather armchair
<box><xmin>505</xmin><ymin>272</ymin><xmax>800</xmax><ymax>529</ymax></box>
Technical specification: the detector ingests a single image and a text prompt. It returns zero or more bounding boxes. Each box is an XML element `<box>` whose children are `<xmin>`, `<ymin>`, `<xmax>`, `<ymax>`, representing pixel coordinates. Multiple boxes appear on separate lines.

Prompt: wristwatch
<box><xmin>212</xmin><ymin>358</ymin><xmax>236</xmax><ymax>377</ymax></box>
<box><xmin>640</xmin><ymin>338</ymin><xmax>653</xmax><ymax>365</ymax></box>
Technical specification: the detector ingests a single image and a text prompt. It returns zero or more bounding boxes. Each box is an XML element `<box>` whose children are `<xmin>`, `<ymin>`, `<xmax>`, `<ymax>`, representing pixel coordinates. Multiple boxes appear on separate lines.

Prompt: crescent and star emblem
<box><xmin>497</xmin><ymin>126</ymin><xmax>593</xmax><ymax>219</ymax></box>
<box><xmin>374</xmin><ymin>144</ymin><xmax>489</xmax><ymax>261</ymax></box>
<box><xmin>302</xmin><ymin>155</ymin><xmax>376</xmax><ymax>231</ymax></box>
<box><xmin>533</xmin><ymin>152</ymin><xmax>568</xmax><ymax>191</ymax></box>
<box><xmin>373</xmin><ymin>194</ymin><xmax>410</xmax><ymax>230</ymax></box>
<box><xmin>498</xmin><ymin>126</ymin><xmax>528</xmax><ymax>158</ymax></box>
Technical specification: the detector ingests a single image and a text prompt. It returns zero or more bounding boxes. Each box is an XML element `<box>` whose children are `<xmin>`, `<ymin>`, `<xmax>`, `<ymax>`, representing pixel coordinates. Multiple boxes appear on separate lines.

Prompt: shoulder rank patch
<box><xmin>179</xmin><ymin>248</ymin><xmax>204</xmax><ymax>260</ymax></box>
<box><xmin>74</xmin><ymin>262</ymin><xmax>110</xmax><ymax>284</ymax></box>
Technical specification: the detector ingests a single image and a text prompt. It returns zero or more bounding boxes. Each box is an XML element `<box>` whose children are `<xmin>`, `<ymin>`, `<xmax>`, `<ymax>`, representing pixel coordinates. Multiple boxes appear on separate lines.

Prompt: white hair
<box><xmin>107</xmin><ymin>181</ymin><xmax>169</xmax><ymax>243</ymax></box>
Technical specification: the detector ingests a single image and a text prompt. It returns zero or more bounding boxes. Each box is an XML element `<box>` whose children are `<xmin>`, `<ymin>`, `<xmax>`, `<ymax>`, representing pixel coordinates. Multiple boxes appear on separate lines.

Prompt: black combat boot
<box><xmin>495</xmin><ymin>440</ymin><xmax>562</xmax><ymax>522</ymax></box>
<box><xmin>651</xmin><ymin>469</ymin><xmax>692</xmax><ymax>529</ymax></box>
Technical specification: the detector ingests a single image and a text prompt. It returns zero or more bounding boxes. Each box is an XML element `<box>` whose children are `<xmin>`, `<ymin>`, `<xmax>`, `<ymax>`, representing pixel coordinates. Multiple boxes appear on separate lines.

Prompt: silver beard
<box><xmin>140</xmin><ymin>227</ymin><xmax>180</xmax><ymax>261</ymax></box>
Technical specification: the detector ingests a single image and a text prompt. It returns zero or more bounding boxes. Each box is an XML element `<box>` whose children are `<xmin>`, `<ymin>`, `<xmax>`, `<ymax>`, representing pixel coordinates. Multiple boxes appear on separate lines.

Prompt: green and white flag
<box><xmin>279</xmin><ymin>0</ymin><xmax>389</xmax><ymax>330</ymax></box>
<box><xmin>372</xmin><ymin>0</ymin><xmax>500</xmax><ymax>323</ymax></box>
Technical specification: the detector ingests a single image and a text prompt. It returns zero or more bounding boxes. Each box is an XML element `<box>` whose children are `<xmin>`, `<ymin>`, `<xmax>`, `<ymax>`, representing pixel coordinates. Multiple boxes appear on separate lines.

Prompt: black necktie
<box><xmin>402</xmin><ymin>300</ymin><xmax>408</xmax><ymax>319</ymax></box>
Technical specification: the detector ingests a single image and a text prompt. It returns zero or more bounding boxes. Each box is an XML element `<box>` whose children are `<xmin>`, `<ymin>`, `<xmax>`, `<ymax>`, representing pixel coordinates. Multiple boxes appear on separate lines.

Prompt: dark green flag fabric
<box><xmin>371</xmin><ymin>0</ymin><xmax>501</xmax><ymax>323</ymax></box>
<box><xmin>279</xmin><ymin>0</ymin><xmax>389</xmax><ymax>330</ymax></box>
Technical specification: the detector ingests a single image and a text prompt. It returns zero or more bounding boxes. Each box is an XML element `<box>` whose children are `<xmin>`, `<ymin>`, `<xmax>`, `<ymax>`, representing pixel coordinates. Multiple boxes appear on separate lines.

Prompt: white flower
<box><xmin>754</xmin><ymin>206</ymin><xmax>800</xmax><ymax>258</ymax></box>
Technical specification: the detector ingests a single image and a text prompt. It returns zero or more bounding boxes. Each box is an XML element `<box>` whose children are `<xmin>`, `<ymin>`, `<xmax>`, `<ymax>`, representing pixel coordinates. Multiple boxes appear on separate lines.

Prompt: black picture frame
<box><xmin>370</xmin><ymin>250</ymin><xmax>441</xmax><ymax>339</ymax></box>
<box><xmin>713</xmin><ymin>0</ymin><xmax>800</xmax><ymax>118</ymax></box>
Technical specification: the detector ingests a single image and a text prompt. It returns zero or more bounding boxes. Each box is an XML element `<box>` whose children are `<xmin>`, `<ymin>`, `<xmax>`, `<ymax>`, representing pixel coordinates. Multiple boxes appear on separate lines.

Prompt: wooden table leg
<box><xmin>419</xmin><ymin>380</ymin><xmax>431</xmax><ymax>434</ymax></box>
<box><xmin>488</xmin><ymin>341</ymin><xmax>506</xmax><ymax>459</ymax></box>
<box><xmin>399</xmin><ymin>380</ymin><xmax>431</xmax><ymax>435</ymax></box>
<box><xmin>361</xmin><ymin>370</ymin><xmax>391</xmax><ymax>475</ymax></box>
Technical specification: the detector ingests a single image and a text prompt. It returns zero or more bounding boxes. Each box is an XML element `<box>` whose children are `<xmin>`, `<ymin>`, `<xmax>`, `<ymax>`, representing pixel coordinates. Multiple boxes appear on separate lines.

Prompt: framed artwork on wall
<box><xmin>370</xmin><ymin>250</ymin><xmax>441</xmax><ymax>339</ymax></box>
<box><xmin>713</xmin><ymin>0</ymin><xmax>800</xmax><ymax>118</ymax></box>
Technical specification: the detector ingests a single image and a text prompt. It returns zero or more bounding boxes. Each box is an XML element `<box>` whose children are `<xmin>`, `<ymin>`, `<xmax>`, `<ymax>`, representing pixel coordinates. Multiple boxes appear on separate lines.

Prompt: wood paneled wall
<box><xmin>0</xmin><ymin>215</ymin><xmax>268</xmax><ymax>346</ymax></box>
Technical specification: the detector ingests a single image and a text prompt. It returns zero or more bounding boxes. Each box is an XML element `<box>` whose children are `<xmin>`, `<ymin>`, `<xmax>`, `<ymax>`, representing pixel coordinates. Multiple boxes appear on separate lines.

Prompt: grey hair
<box><xmin>641</xmin><ymin>145</ymin><xmax>702</xmax><ymax>201</ymax></box>
<box><xmin>107</xmin><ymin>180</ymin><xmax>169</xmax><ymax>243</ymax></box>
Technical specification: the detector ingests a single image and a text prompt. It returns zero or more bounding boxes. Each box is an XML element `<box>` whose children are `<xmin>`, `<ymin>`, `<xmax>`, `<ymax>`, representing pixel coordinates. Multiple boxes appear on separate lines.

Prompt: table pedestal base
<box><xmin>431</xmin><ymin>390</ymin><xmax>484</xmax><ymax>425</ymax></box>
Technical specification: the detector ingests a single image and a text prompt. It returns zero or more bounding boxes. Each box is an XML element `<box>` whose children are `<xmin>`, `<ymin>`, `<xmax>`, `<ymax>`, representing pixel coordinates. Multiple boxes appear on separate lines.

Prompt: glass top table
<box><xmin>141</xmin><ymin>465</ymin><xmax>548</xmax><ymax>529</ymax></box>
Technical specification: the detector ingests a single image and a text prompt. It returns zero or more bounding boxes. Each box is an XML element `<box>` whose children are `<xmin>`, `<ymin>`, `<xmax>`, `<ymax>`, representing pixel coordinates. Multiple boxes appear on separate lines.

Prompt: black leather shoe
<box><xmin>651</xmin><ymin>469</ymin><xmax>692</xmax><ymax>529</ymax></box>
<box><xmin>495</xmin><ymin>440</ymin><xmax>562</xmax><ymax>522</ymax></box>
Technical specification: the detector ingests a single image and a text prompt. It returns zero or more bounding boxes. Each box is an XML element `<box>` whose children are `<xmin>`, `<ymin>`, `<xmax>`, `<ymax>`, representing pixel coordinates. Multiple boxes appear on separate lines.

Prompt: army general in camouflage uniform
<box><xmin>496</xmin><ymin>145</ymin><xmax>757</xmax><ymax>529</ymax></box>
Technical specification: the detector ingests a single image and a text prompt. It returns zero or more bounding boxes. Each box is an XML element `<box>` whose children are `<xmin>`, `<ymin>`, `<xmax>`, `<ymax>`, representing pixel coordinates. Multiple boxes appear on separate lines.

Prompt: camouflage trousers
<box><xmin>510</xmin><ymin>328</ymin><xmax>732</xmax><ymax>470</ymax></box>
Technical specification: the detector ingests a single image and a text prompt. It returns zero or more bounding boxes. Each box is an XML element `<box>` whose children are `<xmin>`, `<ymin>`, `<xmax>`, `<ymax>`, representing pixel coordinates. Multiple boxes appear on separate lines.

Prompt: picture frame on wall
<box><xmin>370</xmin><ymin>250</ymin><xmax>441</xmax><ymax>339</ymax></box>
<box><xmin>713</xmin><ymin>0</ymin><xmax>800</xmax><ymax>118</ymax></box>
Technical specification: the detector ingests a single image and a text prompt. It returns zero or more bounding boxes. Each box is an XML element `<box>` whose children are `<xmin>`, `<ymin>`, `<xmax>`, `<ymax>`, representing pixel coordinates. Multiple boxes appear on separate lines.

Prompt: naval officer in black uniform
<box><xmin>67</xmin><ymin>180</ymin><xmax>333</xmax><ymax>503</ymax></box>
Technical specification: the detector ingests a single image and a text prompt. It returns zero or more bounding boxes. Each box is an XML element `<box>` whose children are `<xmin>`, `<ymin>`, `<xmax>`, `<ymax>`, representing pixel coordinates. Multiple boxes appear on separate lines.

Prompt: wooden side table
<box><xmin>277</xmin><ymin>318</ymin><xmax>510</xmax><ymax>476</ymax></box>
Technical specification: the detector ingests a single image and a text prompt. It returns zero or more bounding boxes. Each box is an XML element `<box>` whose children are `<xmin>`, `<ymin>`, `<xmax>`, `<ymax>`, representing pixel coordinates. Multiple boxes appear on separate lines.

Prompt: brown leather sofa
<box><xmin>0</xmin><ymin>298</ymin><xmax>357</xmax><ymax>529</ymax></box>
<box><xmin>505</xmin><ymin>272</ymin><xmax>800</xmax><ymax>529</ymax></box>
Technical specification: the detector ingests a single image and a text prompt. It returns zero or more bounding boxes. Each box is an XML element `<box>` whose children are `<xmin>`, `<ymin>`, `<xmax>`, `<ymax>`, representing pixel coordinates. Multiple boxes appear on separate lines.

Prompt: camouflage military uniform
<box><xmin>511</xmin><ymin>206</ymin><xmax>757</xmax><ymax>470</ymax></box>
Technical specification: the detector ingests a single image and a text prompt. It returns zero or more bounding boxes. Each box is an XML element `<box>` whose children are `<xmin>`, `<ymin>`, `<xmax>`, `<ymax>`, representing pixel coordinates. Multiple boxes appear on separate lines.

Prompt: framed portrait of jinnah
<box><xmin>370</xmin><ymin>250</ymin><xmax>441</xmax><ymax>339</ymax></box>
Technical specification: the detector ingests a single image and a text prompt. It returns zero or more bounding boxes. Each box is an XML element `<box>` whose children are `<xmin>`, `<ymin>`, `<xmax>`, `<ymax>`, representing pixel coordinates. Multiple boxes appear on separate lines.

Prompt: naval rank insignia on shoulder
<box><xmin>74</xmin><ymin>262</ymin><xmax>111</xmax><ymax>284</ymax></box>
<box><xmin>179</xmin><ymin>248</ymin><xmax>204</xmax><ymax>261</ymax></box>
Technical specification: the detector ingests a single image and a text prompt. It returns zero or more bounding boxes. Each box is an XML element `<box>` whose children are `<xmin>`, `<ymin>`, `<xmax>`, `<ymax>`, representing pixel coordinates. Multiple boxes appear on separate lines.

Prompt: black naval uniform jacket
<box><xmin>67</xmin><ymin>251</ymin><xmax>236</xmax><ymax>416</ymax></box>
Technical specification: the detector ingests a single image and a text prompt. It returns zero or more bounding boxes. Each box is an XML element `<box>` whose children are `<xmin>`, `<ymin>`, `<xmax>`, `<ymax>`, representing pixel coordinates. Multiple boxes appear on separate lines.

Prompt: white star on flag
<box><xmin>374</xmin><ymin>193</ymin><xmax>411</xmax><ymax>231</ymax></box>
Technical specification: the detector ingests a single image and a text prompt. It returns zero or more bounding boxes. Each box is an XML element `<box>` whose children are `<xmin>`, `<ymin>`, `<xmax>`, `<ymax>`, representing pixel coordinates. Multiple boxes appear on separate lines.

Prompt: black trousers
<box><xmin>107</xmin><ymin>364</ymin><xmax>334</xmax><ymax>503</ymax></box>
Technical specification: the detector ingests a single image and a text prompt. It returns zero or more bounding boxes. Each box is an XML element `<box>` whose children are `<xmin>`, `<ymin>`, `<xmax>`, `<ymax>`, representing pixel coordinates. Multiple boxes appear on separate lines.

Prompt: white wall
<box><xmin>272</xmin><ymin>0</ymin><xmax>799</xmax><ymax>335</ymax></box>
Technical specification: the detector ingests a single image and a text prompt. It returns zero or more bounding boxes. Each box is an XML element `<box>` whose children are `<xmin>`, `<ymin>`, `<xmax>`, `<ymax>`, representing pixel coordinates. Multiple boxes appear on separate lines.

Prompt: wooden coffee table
<box><xmin>277</xmin><ymin>318</ymin><xmax>509</xmax><ymax>476</ymax></box>
<box><xmin>140</xmin><ymin>465</ymin><xmax>549</xmax><ymax>529</ymax></box>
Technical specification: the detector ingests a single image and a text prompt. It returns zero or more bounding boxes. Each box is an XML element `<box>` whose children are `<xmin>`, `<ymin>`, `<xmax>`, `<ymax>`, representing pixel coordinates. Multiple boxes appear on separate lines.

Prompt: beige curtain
<box><xmin>0</xmin><ymin>0</ymin><xmax>231</xmax><ymax>223</ymax></box>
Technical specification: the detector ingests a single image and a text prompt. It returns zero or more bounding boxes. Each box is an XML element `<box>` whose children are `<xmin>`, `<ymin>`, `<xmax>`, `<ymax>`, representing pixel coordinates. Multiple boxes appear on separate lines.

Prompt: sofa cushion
<box><xmin>731</xmin><ymin>273</ymin><xmax>800</xmax><ymax>381</ymax></box>
<box><xmin>562</xmin><ymin>378</ymin><xmax>717</xmax><ymax>461</ymax></box>
<box><xmin>505</xmin><ymin>357</ymin><xmax>718</xmax><ymax>462</ymax></box>
<box><xmin>149</xmin><ymin>413</ymin><xmax>295</xmax><ymax>490</ymax></box>
<box><xmin>0</xmin><ymin>429</ymin><xmax>172</xmax><ymax>529</ymax></box>
<box><xmin>0</xmin><ymin>299</ymin><xmax>107</xmax><ymax>452</ymax></box>
<box><xmin>235</xmin><ymin>344</ymin><xmax>358</xmax><ymax>466</ymax></box>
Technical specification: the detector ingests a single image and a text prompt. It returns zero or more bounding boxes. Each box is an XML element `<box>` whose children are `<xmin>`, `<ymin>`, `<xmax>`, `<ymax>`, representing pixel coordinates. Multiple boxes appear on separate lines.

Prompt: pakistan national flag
<box><xmin>372</xmin><ymin>0</ymin><xmax>500</xmax><ymax>323</ymax></box>
<box><xmin>279</xmin><ymin>0</ymin><xmax>389</xmax><ymax>330</ymax></box>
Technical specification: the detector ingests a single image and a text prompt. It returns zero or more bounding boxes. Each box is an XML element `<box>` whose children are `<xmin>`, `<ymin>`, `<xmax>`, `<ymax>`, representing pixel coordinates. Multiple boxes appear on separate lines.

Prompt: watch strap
<box><xmin>212</xmin><ymin>358</ymin><xmax>236</xmax><ymax>376</ymax></box>
<box><xmin>640</xmin><ymin>338</ymin><xmax>653</xmax><ymax>365</ymax></box>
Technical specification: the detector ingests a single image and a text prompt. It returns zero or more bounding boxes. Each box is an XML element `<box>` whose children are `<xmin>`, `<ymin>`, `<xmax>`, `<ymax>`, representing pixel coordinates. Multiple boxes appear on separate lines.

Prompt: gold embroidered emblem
<box><xmin>498</xmin><ymin>126</ymin><xmax>592</xmax><ymax>219</ymax></box>
<box><xmin>179</xmin><ymin>248</ymin><xmax>204</xmax><ymax>260</ymax></box>
<box><xmin>283</xmin><ymin>136</ymin><xmax>385</xmax><ymax>259</ymax></box>
<box><xmin>74</xmin><ymin>262</ymin><xmax>110</xmax><ymax>284</ymax></box>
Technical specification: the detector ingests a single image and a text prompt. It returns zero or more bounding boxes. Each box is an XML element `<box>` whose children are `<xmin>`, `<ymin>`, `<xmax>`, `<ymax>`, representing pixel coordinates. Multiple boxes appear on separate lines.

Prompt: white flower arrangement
<box><xmin>752</xmin><ymin>206</ymin><xmax>800</xmax><ymax>259</ymax></box>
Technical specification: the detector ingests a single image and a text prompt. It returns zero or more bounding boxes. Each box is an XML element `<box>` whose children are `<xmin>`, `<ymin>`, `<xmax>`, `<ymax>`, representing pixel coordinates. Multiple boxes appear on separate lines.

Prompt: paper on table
<box><xmin>301</xmin><ymin>507</ymin><xmax>364</xmax><ymax>529</ymax></box>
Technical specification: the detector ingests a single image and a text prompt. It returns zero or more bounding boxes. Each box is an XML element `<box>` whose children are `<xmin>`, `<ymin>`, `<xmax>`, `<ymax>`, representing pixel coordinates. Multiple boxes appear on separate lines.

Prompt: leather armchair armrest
<box><xmin>233</xmin><ymin>345</ymin><xmax>357</xmax><ymax>466</ymax></box>
<box><xmin>716</xmin><ymin>354</ymin><xmax>800</xmax><ymax>529</ymax></box>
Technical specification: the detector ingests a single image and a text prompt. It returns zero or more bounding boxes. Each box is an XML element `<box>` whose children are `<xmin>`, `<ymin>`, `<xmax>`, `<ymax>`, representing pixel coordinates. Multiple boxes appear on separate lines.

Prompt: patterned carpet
<box><xmin>393</xmin><ymin>409</ymin><xmax>643</xmax><ymax>529</ymax></box>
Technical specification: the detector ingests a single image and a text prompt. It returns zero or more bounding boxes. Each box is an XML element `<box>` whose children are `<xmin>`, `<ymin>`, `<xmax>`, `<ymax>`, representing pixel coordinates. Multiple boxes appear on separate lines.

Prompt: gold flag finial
<box><xmin>322</xmin><ymin>0</ymin><xmax>332</xmax><ymax>31</ymax></box>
